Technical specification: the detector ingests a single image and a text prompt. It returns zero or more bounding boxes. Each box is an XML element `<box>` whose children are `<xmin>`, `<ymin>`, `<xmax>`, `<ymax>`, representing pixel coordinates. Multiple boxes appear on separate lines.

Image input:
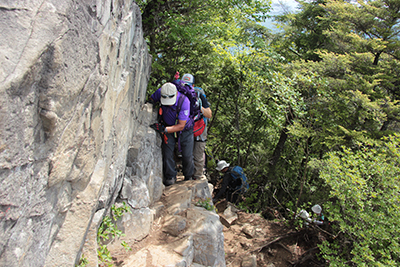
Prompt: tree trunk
<box><xmin>268</xmin><ymin>107</ymin><xmax>295</xmax><ymax>178</ymax></box>
<box><xmin>373</xmin><ymin>51</ymin><xmax>382</xmax><ymax>66</ymax></box>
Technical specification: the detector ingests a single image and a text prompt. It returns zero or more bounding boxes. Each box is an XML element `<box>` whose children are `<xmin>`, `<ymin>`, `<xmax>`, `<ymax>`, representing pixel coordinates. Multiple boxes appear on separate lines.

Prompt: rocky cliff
<box><xmin>0</xmin><ymin>1</ymin><xmax>227</xmax><ymax>266</ymax></box>
<box><xmin>0</xmin><ymin>0</ymin><xmax>159</xmax><ymax>266</ymax></box>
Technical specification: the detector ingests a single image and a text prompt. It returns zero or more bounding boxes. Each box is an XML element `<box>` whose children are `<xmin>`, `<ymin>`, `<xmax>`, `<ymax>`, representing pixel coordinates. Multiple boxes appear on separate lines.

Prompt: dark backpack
<box><xmin>230</xmin><ymin>166</ymin><xmax>249</xmax><ymax>193</ymax></box>
<box><xmin>194</xmin><ymin>86</ymin><xmax>210</xmax><ymax>126</ymax></box>
<box><xmin>172</xmin><ymin>79</ymin><xmax>201</xmax><ymax>131</ymax></box>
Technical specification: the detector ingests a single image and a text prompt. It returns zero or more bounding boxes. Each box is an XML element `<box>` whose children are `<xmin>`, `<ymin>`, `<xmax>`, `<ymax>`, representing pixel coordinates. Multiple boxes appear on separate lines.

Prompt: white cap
<box><xmin>182</xmin><ymin>73</ymin><xmax>194</xmax><ymax>85</ymax></box>
<box><xmin>160</xmin><ymin>82</ymin><xmax>177</xmax><ymax>105</ymax></box>
<box><xmin>216</xmin><ymin>160</ymin><xmax>230</xmax><ymax>171</ymax></box>
<box><xmin>299</xmin><ymin>210</ymin><xmax>310</xmax><ymax>220</ymax></box>
<box><xmin>312</xmin><ymin>204</ymin><xmax>322</xmax><ymax>214</ymax></box>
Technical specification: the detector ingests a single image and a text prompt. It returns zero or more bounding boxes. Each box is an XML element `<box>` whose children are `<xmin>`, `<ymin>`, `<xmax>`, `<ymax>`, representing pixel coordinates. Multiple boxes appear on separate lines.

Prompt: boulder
<box><xmin>120</xmin><ymin>179</ymin><xmax>226</xmax><ymax>267</ymax></box>
<box><xmin>241</xmin><ymin>255</ymin><xmax>257</xmax><ymax>267</ymax></box>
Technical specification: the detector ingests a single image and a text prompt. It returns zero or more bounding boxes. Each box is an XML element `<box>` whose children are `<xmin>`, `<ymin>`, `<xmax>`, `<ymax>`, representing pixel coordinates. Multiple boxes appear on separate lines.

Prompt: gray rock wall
<box><xmin>0</xmin><ymin>0</ymin><xmax>160</xmax><ymax>266</ymax></box>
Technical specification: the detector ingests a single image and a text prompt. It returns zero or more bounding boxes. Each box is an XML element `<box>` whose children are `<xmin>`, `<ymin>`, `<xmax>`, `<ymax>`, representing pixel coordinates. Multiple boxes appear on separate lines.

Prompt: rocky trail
<box><xmin>215</xmin><ymin>201</ymin><xmax>326</xmax><ymax>267</ymax></box>
<box><xmin>107</xmin><ymin>176</ymin><xmax>327</xmax><ymax>267</ymax></box>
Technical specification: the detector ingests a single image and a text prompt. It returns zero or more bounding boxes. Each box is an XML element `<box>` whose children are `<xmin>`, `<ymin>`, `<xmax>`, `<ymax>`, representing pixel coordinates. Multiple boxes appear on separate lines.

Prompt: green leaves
<box><xmin>139</xmin><ymin>1</ymin><xmax>400</xmax><ymax>263</ymax></box>
<box><xmin>195</xmin><ymin>198</ymin><xmax>215</xmax><ymax>212</ymax></box>
<box><xmin>315</xmin><ymin>135</ymin><xmax>400</xmax><ymax>265</ymax></box>
<box><xmin>97</xmin><ymin>202</ymin><xmax>132</xmax><ymax>266</ymax></box>
<box><xmin>139</xmin><ymin>0</ymin><xmax>272</xmax><ymax>91</ymax></box>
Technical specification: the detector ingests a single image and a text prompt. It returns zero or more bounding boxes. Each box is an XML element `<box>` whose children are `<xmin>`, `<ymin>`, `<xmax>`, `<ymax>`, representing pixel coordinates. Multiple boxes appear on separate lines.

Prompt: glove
<box><xmin>150</xmin><ymin>123</ymin><xmax>166</xmax><ymax>134</ymax></box>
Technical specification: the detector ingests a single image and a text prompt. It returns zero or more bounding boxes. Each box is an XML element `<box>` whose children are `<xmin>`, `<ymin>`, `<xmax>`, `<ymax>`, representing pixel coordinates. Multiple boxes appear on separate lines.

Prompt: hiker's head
<box><xmin>182</xmin><ymin>73</ymin><xmax>194</xmax><ymax>86</ymax></box>
<box><xmin>216</xmin><ymin>160</ymin><xmax>230</xmax><ymax>172</ymax></box>
<box><xmin>160</xmin><ymin>82</ymin><xmax>177</xmax><ymax>105</ymax></box>
<box><xmin>312</xmin><ymin>204</ymin><xmax>322</xmax><ymax>215</ymax></box>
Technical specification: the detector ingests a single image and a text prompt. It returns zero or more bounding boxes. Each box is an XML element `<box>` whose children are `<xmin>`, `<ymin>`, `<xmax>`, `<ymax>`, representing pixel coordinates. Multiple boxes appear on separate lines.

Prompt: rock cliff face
<box><xmin>0</xmin><ymin>1</ymin><xmax>159</xmax><ymax>266</ymax></box>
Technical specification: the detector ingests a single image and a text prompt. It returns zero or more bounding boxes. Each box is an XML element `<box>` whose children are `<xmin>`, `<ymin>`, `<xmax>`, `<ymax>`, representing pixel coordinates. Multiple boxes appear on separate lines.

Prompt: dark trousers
<box><xmin>226</xmin><ymin>189</ymin><xmax>240</xmax><ymax>204</ymax></box>
<box><xmin>162</xmin><ymin>129</ymin><xmax>194</xmax><ymax>181</ymax></box>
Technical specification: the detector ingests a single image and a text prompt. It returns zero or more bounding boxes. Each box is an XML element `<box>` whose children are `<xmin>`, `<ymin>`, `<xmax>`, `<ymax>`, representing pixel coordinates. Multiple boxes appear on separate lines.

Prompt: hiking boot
<box><xmin>184</xmin><ymin>176</ymin><xmax>193</xmax><ymax>181</ymax></box>
<box><xmin>164</xmin><ymin>177</ymin><xmax>176</xmax><ymax>186</ymax></box>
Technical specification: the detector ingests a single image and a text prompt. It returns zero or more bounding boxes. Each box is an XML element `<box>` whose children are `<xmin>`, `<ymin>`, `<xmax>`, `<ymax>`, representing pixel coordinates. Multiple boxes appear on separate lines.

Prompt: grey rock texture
<box><xmin>121</xmin><ymin>179</ymin><xmax>226</xmax><ymax>267</ymax></box>
<box><xmin>0</xmin><ymin>0</ymin><xmax>157</xmax><ymax>266</ymax></box>
<box><xmin>0</xmin><ymin>1</ymin><xmax>227</xmax><ymax>266</ymax></box>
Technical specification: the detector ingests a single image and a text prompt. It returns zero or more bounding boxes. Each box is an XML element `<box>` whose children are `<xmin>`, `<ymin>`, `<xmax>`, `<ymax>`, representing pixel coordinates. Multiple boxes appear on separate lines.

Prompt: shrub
<box><xmin>313</xmin><ymin>135</ymin><xmax>400</xmax><ymax>266</ymax></box>
<box><xmin>97</xmin><ymin>202</ymin><xmax>132</xmax><ymax>266</ymax></box>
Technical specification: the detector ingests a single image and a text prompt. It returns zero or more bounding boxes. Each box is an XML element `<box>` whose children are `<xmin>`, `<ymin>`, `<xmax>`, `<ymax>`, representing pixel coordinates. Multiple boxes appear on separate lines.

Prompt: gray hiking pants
<box><xmin>193</xmin><ymin>140</ymin><xmax>206</xmax><ymax>179</ymax></box>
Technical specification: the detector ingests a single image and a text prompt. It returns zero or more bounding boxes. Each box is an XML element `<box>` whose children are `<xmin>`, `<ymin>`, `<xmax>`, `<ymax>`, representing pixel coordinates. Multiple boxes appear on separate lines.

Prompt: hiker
<box><xmin>212</xmin><ymin>160</ymin><xmax>249</xmax><ymax>204</ymax></box>
<box><xmin>149</xmin><ymin>82</ymin><xmax>194</xmax><ymax>186</ymax></box>
<box><xmin>311</xmin><ymin>204</ymin><xmax>324</xmax><ymax>225</ymax></box>
<box><xmin>181</xmin><ymin>73</ymin><xmax>212</xmax><ymax>180</ymax></box>
<box><xmin>297</xmin><ymin>204</ymin><xmax>325</xmax><ymax>227</ymax></box>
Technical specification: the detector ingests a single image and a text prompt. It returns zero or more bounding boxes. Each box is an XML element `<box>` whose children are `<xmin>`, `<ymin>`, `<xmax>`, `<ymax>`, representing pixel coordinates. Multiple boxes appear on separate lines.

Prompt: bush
<box><xmin>97</xmin><ymin>202</ymin><xmax>132</xmax><ymax>266</ymax></box>
<box><xmin>313</xmin><ymin>135</ymin><xmax>400</xmax><ymax>266</ymax></box>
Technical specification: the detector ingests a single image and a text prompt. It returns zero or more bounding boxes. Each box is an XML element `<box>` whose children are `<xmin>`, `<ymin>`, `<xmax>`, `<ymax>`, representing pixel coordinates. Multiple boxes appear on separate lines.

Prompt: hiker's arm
<box><xmin>214</xmin><ymin>173</ymin><xmax>230</xmax><ymax>200</ymax></box>
<box><xmin>201</xmin><ymin>107</ymin><xmax>212</xmax><ymax>119</ymax></box>
<box><xmin>199</xmin><ymin>94</ymin><xmax>212</xmax><ymax>119</ymax></box>
<box><xmin>149</xmin><ymin>88</ymin><xmax>161</xmax><ymax>103</ymax></box>
<box><xmin>165</xmin><ymin>119</ymin><xmax>186</xmax><ymax>133</ymax></box>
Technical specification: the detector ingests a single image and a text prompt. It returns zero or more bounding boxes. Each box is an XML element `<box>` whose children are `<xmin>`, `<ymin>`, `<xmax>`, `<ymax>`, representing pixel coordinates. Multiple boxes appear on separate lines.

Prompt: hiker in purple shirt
<box><xmin>150</xmin><ymin>82</ymin><xmax>194</xmax><ymax>186</ymax></box>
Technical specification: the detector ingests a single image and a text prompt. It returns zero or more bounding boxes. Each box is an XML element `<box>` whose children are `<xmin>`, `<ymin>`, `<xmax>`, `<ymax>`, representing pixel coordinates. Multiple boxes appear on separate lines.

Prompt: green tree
<box><xmin>136</xmin><ymin>0</ymin><xmax>271</xmax><ymax>91</ymax></box>
<box><xmin>321</xmin><ymin>0</ymin><xmax>400</xmax><ymax>131</ymax></box>
<box><xmin>312</xmin><ymin>135</ymin><xmax>400</xmax><ymax>266</ymax></box>
<box><xmin>273</xmin><ymin>0</ymin><xmax>333</xmax><ymax>62</ymax></box>
<box><xmin>322</xmin><ymin>0</ymin><xmax>400</xmax><ymax>64</ymax></box>
<box><xmin>267</xmin><ymin>0</ymin><xmax>400</xmax><ymax>206</ymax></box>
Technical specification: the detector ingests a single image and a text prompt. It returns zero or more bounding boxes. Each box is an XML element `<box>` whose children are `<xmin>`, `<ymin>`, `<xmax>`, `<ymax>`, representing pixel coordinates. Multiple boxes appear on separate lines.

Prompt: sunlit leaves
<box><xmin>315</xmin><ymin>135</ymin><xmax>400</xmax><ymax>265</ymax></box>
<box><xmin>138</xmin><ymin>0</ymin><xmax>272</xmax><ymax>91</ymax></box>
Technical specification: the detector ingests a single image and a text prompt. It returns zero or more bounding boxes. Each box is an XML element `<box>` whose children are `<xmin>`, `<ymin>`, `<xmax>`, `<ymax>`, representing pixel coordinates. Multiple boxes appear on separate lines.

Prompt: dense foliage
<box><xmin>313</xmin><ymin>135</ymin><xmax>400</xmax><ymax>265</ymax></box>
<box><xmin>140</xmin><ymin>0</ymin><xmax>400</xmax><ymax>264</ymax></box>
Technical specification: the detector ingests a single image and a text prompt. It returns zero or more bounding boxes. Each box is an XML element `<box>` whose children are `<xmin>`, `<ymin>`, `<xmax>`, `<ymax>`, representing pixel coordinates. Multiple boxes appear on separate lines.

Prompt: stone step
<box><xmin>119</xmin><ymin>178</ymin><xmax>225</xmax><ymax>267</ymax></box>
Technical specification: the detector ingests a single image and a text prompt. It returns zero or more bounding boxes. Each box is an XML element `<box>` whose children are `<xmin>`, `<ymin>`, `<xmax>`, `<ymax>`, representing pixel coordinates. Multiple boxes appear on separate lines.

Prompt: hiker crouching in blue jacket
<box><xmin>150</xmin><ymin>82</ymin><xmax>194</xmax><ymax>186</ymax></box>
<box><xmin>213</xmin><ymin>160</ymin><xmax>249</xmax><ymax>204</ymax></box>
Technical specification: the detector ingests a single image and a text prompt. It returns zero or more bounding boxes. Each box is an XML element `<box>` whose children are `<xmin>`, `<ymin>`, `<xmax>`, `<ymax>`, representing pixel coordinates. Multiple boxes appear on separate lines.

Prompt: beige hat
<box><xmin>216</xmin><ymin>160</ymin><xmax>230</xmax><ymax>171</ymax></box>
<box><xmin>160</xmin><ymin>82</ymin><xmax>177</xmax><ymax>105</ymax></box>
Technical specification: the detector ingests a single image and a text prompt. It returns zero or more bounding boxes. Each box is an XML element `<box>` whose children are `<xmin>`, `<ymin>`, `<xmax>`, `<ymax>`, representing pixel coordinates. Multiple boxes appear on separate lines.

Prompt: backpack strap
<box><xmin>175</xmin><ymin>94</ymin><xmax>185</xmax><ymax>153</ymax></box>
<box><xmin>176</xmin><ymin>93</ymin><xmax>185</xmax><ymax>122</ymax></box>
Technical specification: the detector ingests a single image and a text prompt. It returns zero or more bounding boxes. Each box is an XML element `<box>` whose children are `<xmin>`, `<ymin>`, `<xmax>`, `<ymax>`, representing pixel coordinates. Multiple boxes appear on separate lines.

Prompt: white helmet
<box><xmin>312</xmin><ymin>204</ymin><xmax>322</xmax><ymax>214</ymax></box>
<box><xmin>216</xmin><ymin>160</ymin><xmax>230</xmax><ymax>171</ymax></box>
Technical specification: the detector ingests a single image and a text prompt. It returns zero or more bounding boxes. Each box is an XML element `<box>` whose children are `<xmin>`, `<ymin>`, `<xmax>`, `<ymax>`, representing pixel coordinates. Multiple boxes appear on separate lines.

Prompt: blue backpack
<box><xmin>172</xmin><ymin>79</ymin><xmax>201</xmax><ymax>131</ymax></box>
<box><xmin>230</xmin><ymin>166</ymin><xmax>249</xmax><ymax>194</ymax></box>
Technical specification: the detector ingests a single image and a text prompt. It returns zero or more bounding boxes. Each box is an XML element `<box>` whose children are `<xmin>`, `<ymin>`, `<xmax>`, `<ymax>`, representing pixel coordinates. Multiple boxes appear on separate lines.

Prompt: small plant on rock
<box><xmin>97</xmin><ymin>202</ymin><xmax>132</xmax><ymax>266</ymax></box>
<box><xmin>76</xmin><ymin>255</ymin><xmax>88</xmax><ymax>267</ymax></box>
<box><xmin>196</xmin><ymin>198</ymin><xmax>215</xmax><ymax>212</ymax></box>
